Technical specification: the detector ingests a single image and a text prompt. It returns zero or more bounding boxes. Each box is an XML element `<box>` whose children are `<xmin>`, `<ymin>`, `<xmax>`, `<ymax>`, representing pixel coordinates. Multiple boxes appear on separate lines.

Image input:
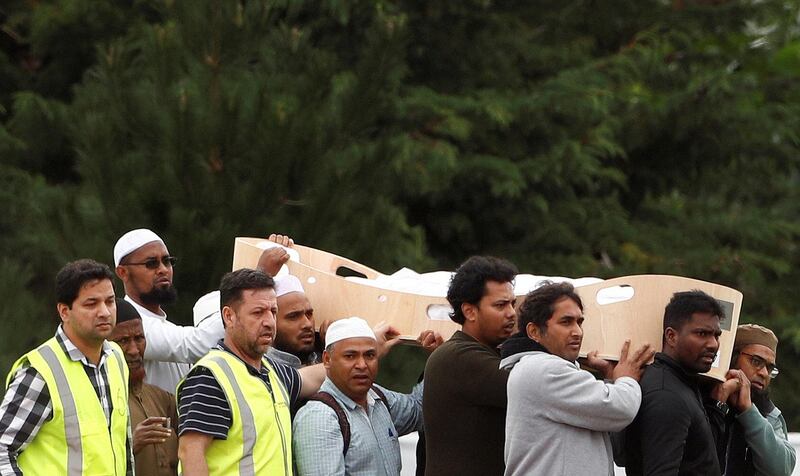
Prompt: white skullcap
<box><xmin>275</xmin><ymin>274</ymin><xmax>305</xmax><ymax>298</ymax></box>
<box><xmin>114</xmin><ymin>229</ymin><xmax>165</xmax><ymax>266</ymax></box>
<box><xmin>193</xmin><ymin>290</ymin><xmax>220</xmax><ymax>326</ymax></box>
<box><xmin>325</xmin><ymin>317</ymin><xmax>376</xmax><ymax>347</ymax></box>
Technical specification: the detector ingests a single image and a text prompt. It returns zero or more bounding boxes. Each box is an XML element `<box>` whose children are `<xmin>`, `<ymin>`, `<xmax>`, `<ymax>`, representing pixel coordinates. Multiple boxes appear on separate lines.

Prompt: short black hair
<box><xmin>518</xmin><ymin>281</ymin><xmax>583</xmax><ymax>333</ymax></box>
<box><xmin>55</xmin><ymin>259</ymin><xmax>114</xmax><ymax>307</ymax></box>
<box><xmin>447</xmin><ymin>256</ymin><xmax>518</xmax><ymax>325</ymax></box>
<box><xmin>219</xmin><ymin>268</ymin><xmax>275</xmax><ymax>315</ymax></box>
<box><xmin>663</xmin><ymin>290</ymin><xmax>724</xmax><ymax>334</ymax></box>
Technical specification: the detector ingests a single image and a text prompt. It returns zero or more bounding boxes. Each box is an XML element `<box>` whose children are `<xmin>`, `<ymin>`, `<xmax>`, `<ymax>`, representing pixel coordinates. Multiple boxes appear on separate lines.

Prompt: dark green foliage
<box><xmin>2</xmin><ymin>0</ymin><xmax>800</xmax><ymax>428</ymax></box>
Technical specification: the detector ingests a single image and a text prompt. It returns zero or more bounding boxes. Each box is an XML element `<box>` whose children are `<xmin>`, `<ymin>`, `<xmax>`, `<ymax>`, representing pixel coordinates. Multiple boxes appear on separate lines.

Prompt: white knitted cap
<box><xmin>275</xmin><ymin>274</ymin><xmax>305</xmax><ymax>298</ymax></box>
<box><xmin>325</xmin><ymin>317</ymin><xmax>376</xmax><ymax>347</ymax></box>
<box><xmin>114</xmin><ymin>229</ymin><xmax>165</xmax><ymax>266</ymax></box>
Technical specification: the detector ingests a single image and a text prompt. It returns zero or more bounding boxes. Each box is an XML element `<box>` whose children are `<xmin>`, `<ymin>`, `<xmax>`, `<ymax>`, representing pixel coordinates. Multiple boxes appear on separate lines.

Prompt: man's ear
<box><xmin>462</xmin><ymin>302</ymin><xmax>477</xmax><ymax>323</ymax></box>
<box><xmin>526</xmin><ymin>322</ymin><xmax>541</xmax><ymax>342</ymax></box>
<box><xmin>56</xmin><ymin>302</ymin><xmax>70</xmax><ymax>323</ymax></box>
<box><xmin>221</xmin><ymin>306</ymin><xmax>235</xmax><ymax>328</ymax></box>
<box><xmin>322</xmin><ymin>350</ymin><xmax>331</xmax><ymax>370</ymax></box>
<box><xmin>115</xmin><ymin>265</ymin><xmax>127</xmax><ymax>281</ymax></box>
<box><xmin>664</xmin><ymin>327</ymin><xmax>677</xmax><ymax>349</ymax></box>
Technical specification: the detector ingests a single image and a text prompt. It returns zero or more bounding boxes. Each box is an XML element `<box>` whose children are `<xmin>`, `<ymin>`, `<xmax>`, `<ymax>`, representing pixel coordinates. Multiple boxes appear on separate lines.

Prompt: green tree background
<box><xmin>2</xmin><ymin>0</ymin><xmax>800</xmax><ymax>428</ymax></box>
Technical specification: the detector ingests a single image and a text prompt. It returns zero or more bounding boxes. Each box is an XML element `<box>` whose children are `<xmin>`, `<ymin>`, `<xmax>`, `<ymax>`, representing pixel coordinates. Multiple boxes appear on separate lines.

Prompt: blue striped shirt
<box><xmin>177</xmin><ymin>341</ymin><xmax>301</xmax><ymax>439</ymax></box>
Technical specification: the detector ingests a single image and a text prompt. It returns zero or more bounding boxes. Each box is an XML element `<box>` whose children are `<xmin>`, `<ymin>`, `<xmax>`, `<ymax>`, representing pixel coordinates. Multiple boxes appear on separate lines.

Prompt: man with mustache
<box><xmin>114</xmin><ymin>229</ymin><xmax>292</xmax><ymax>393</ymax></box>
<box><xmin>271</xmin><ymin>274</ymin><xmax>325</xmax><ymax>368</ymax></box>
<box><xmin>423</xmin><ymin>255</ymin><xmax>518</xmax><ymax>476</ymax></box>
<box><xmin>711</xmin><ymin>324</ymin><xmax>796</xmax><ymax>476</ymax></box>
<box><xmin>110</xmin><ymin>298</ymin><xmax>178</xmax><ymax>476</ymax></box>
<box><xmin>292</xmin><ymin>317</ymin><xmax>424</xmax><ymax>476</ymax></box>
<box><xmin>0</xmin><ymin>259</ymin><xmax>133</xmax><ymax>475</ymax></box>
<box><xmin>176</xmin><ymin>268</ymin><xmax>326</xmax><ymax>475</ymax></box>
<box><xmin>620</xmin><ymin>290</ymin><xmax>727</xmax><ymax>475</ymax></box>
<box><xmin>501</xmin><ymin>282</ymin><xmax>654</xmax><ymax>476</ymax></box>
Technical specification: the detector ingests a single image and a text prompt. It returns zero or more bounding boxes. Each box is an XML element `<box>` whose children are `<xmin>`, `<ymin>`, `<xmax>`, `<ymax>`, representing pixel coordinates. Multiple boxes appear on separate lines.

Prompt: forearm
<box><xmin>178</xmin><ymin>430</ymin><xmax>213</xmax><ymax>476</ymax></box>
<box><xmin>143</xmin><ymin>317</ymin><xmax>223</xmax><ymax>363</ymax></box>
<box><xmin>738</xmin><ymin>407</ymin><xmax>796</xmax><ymax>476</ymax></box>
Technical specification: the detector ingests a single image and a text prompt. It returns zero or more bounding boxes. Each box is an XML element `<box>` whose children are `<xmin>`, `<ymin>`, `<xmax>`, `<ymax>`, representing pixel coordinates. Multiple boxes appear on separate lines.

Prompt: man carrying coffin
<box><xmin>502</xmin><ymin>282</ymin><xmax>653</xmax><ymax>475</ymax></box>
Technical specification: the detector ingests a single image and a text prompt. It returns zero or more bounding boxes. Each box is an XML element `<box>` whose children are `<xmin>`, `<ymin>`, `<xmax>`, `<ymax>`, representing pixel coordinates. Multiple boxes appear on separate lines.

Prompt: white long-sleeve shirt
<box><xmin>125</xmin><ymin>296</ymin><xmax>224</xmax><ymax>393</ymax></box>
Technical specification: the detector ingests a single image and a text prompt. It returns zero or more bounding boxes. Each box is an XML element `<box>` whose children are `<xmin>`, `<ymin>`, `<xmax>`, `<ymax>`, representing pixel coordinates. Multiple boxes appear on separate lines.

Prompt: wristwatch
<box><xmin>714</xmin><ymin>400</ymin><xmax>730</xmax><ymax>416</ymax></box>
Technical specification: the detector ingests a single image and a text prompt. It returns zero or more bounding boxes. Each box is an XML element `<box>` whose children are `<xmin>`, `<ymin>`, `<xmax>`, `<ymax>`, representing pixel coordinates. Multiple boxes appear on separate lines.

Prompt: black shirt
<box><xmin>622</xmin><ymin>353</ymin><xmax>722</xmax><ymax>476</ymax></box>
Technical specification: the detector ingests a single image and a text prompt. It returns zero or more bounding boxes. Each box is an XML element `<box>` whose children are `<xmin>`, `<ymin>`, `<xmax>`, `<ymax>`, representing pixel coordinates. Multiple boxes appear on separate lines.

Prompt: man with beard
<box><xmin>710</xmin><ymin>324</ymin><xmax>796</xmax><ymax>476</ymax></box>
<box><xmin>114</xmin><ymin>229</ymin><xmax>292</xmax><ymax>393</ymax></box>
<box><xmin>423</xmin><ymin>256</ymin><xmax>518</xmax><ymax>476</ymax></box>
<box><xmin>621</xmin><ymin>290</ymin><xmax>726</xmax><ymax>476</ymax></box>
<box><xmin>271</xmin><ymin>274</ymin><xmax>325</xmax><ymax>368</ymax></box>
<box><xmin>177</xmin><ymin>268</ymin><xmax>327</xmax><ymax>475</ymax></box>
<box><xmin>110</xmin><ymin>298</ymin><xmax>179</xmax><ymax>476</ymax></box>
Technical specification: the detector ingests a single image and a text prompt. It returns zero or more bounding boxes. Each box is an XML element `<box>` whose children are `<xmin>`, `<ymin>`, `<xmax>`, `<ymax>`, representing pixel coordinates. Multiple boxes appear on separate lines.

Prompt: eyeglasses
<box><xmin>739</xmin><ymin>351</ymin><xmax>779</xmax><ymax>378</ymax></box>
<box><xmin>123</xmin><ymin>256</ymin><xmax>178</xmax><ymax>270</ymax></box>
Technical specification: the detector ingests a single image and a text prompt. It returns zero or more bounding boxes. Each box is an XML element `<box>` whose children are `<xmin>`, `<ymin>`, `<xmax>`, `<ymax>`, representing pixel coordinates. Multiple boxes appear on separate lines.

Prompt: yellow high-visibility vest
<box><xmin>6</xmin><ymin>337</ymin><xmax>129</xmax><ymax>476</ymax></box>
<box><xmin>179</xmin><ymin>349</ymin><xmax>293</xmax><ymax>476</ymax></box>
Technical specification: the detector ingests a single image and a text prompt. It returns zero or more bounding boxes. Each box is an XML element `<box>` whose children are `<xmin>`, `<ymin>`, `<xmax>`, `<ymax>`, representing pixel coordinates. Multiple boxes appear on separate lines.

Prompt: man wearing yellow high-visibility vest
<box><xmin>0</xmin><ymin>259</ymin><xmax>134</xmax><ymax>475</ymax></box>
<box><xmin>177</xmin><ymin>268</ymin><xmax>330</xmax><ymax>476</ymax></box>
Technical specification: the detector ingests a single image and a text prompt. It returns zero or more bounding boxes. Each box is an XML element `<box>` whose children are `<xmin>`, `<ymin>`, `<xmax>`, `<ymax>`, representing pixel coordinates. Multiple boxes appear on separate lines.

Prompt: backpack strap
<box><xmin>371</xmin><ymin>385</ymin><xmax>390</xmax><ymax>411</ymax></box>
<box><xmin>307</xmin><ymin>385</ymin><xmax>391</xmax><ymax>456</ymax></box>
<box><xmin>308</xmin><ymin>391</ymin><xmax>351</xmax><ymax>455</ymax></box>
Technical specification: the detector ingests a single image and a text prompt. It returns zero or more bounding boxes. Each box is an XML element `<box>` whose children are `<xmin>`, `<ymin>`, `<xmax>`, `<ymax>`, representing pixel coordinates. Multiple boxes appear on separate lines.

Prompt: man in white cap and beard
<box><xmin>292</xmin><ymin>317</ymin><xmax>424</xmax><ymax>476</ymax></box>
<box><xmin>709</xmin><ymin>323</ymin><xmax>796</xmax><ymax>476</ymax></box>
<box><xmin>271</xmin><ymin>274</ymin><xmax>325</xmax><ymax>368</ymax></box>
<box><xmin>114</xmin><ymin>229</ymin><xmax>293</xmax><ymax>393</ymax></box>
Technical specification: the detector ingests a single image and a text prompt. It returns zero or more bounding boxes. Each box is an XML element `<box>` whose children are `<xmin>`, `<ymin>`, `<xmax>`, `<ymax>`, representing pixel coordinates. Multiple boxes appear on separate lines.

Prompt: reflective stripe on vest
<box><xmin>38</xmin><ymin>344</ymin><xmax>83</xmax><ymax>475</ymax></box>
<box><xmin>209</xmin><ymin>355</ymin><xmax>257</xmax><ymax>475</ymax></box>
<box><xmin>7</xmin><ymin>338</ymin><xmax>129</xmax><ymax>476</ymax></box>
<box><xmin>180</xmin><ymin>350</ymin><xmax>293</xmax><ymax>476</ymax></box>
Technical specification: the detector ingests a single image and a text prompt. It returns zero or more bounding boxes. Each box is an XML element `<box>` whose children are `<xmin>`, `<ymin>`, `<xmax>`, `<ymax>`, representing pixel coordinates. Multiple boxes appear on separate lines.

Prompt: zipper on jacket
<box><xmin>261</xmin><ymin>379</ymin><xmax>290</xmax><ymax>475</ymax></box>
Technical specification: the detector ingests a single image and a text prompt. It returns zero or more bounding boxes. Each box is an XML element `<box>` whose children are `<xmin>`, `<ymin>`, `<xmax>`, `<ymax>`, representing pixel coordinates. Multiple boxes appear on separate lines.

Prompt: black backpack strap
<box><xmin>370</xmin><ymin>385</ymin><xmax>390</xmax><ymax>411</ymax></box>
<box><xmin>308</xmin><ymin>391</ymin><xmax>351</xmax><ymax>455</ymax></box>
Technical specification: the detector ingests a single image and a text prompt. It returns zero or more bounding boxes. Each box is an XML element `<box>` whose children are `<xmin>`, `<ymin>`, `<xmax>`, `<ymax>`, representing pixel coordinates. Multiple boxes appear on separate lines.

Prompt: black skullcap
<box><xmin>116</xmin><ymin>298</ymin><xmax>142</xmax><ymax>324</ymax></box>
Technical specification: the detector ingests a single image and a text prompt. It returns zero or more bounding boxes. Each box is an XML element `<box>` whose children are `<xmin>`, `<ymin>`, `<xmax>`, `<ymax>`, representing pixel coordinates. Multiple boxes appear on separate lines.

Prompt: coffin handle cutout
<box><xmin>596</xmin><ymin>285</ymin><xmax>635</xmax><ymax>305</ymax></box>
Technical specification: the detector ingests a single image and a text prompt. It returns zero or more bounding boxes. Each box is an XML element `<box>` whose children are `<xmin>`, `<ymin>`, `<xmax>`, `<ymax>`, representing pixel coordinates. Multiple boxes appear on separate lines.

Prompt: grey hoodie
<box><xmin>501</xmin><ymin>351</ymin><xmax>641</xmax><ymax>476</ymax></box>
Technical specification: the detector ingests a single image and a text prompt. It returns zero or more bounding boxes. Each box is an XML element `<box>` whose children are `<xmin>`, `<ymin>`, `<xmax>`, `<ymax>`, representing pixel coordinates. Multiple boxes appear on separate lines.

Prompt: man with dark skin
<box><xmin>110</xmin><ymin>298</ymin><xmax>179</xmax><ymax>476</ymax></box>
<box><xmin>621</xmin><ymin>290</ymin><xmax>726</xmax><ymax>476</ymax></box>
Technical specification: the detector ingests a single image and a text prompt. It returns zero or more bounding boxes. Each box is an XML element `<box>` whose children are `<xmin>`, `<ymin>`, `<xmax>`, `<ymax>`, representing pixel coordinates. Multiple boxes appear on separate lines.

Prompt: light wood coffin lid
<box><xmin>233</xmin><ymin>238</ymin><xmax>741</xmax><ymax>381</ymax></box>
<box><xmin>232</xmin><ymin>237</ymin><xmax>459</xmax><ymax>339</ymax></box>
<box><xmin>575</xmin><ymin>275</ymin><xmax>742</xmax><ymax>381</ymax></box>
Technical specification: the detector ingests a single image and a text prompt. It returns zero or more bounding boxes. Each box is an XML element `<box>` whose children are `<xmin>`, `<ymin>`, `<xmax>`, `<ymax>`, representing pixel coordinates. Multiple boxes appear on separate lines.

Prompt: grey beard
<box><xmin>139</xmin><ymin>285</ymin><xmax>178</xmax><ymax>306</ymax></box>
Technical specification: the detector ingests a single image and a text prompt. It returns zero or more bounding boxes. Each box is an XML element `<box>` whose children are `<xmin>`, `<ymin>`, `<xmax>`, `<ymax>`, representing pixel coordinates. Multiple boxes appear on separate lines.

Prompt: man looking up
<box><xmin>502</xmin><ymin>282</ymin><xmax>653</xmax><ymax>476</ymax></box>
<box><xmin>293</xmin><ymin>317</ymin><xmax>424</xmax><ymax>476</ymax></box>
<box><xmin>621</xmin><ymin>290</ymin><xmax>726</xmax><ymax>475</ymax></box>
<box><xmin>423</xmin><ymin>255</ymin><xmax>517</xmax><ymax>476</ymax></box>
<box><xmin>110</xmin><ymin>298</ymin><xmax>179</xmax><ymax>476</ymax></box>
<box><xmin>712</xmin><ymin>324</ymin><xmax>796</xmax><ymax>476</ymax></box>
<box><xmin>177</xmin><ymin>268</ymin><xmax>326</xmax><ymax>475</ymax></box>
<box><xmin>0</xmin><ymin>259</ymin><xmax>133</xmax><ymax>475</ymax></box>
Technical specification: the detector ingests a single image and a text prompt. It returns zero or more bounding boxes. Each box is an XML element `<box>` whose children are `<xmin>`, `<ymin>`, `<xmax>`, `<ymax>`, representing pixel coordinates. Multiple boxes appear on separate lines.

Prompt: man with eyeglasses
<box><xmin>114</xmin><ymin>228</ymin><xmax>210</xmax><ymax>393</ymax></box>
<box><xmin>709</xmin><ymin>324</ymin><xmax>796</xmax><ymax>476</ymax></box>
<box><xmin>114</xmin><ymin>229</ymin><xmax>294</xmax><ymax>393</ymax></box>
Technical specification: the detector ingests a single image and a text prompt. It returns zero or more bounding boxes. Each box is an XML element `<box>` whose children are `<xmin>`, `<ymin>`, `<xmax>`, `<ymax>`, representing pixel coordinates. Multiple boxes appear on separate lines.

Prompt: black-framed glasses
<box><xmin>740</xmin><ymin>351</ymin><xmax>779</xmax><ymax>378</ymax></box>
<box><xmin>124</xmin><ymin>256</ymin><xmax>178</xmax><ymax>270</ymax></box>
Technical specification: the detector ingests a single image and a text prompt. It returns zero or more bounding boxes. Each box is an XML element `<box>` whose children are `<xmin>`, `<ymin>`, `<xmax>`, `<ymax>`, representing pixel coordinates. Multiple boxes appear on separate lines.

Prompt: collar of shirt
<box><xmin>214</xmin><ymin>340</ymin><xmax>272</xmax><ymax>380</ymax></box>
<box><xmin>55</xmin><ymin>325</ymin><xmax>114</xmax><ymax>367</ymax></box>
<box><xmin>654</xmin><ymin>352</ymin><xmax>700</xmax><ymax>384</ymax></box>
<box><xmin>319</xmin><ymin>377</ymin><xmax>377</xmax><ymax>412</ymax></box>
<box><xmin>124</xmin><ymin>294</ymin><xmax>166</xmax><ymax>321</ymax></box>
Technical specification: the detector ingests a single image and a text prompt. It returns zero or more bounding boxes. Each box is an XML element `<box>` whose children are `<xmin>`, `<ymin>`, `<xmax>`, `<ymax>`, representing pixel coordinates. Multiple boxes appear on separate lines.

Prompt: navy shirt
<box><xmin>177</xmin><ymin>341</ymin><xmax>301</xmax><ymax>439</ymax></box>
